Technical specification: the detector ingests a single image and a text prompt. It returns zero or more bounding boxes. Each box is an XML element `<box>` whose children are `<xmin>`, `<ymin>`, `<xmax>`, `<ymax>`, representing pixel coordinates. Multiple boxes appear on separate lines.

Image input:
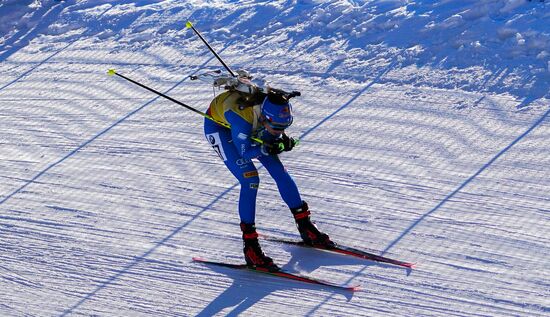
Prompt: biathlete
<box><xmin>204</xmin><ymin>78</ymin><xmax>334</xmax><ymax>271</ymax></box>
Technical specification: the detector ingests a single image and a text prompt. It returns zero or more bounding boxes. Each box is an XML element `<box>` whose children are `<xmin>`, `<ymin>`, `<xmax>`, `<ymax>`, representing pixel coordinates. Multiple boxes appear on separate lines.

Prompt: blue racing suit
<box><xmin>204</xmin><ymin>91</ymin><xmax>302</xmax><ymax>223</ymax></box>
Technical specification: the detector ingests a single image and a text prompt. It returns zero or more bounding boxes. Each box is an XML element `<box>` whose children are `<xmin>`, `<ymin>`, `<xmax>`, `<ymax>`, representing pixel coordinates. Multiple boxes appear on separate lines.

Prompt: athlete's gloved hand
<box><xmin>264</xmin><ymin>141</ymin><xmax>285</xmax><ymax>155</ymax></box>
<box><xmin>278</xmin><ymin>134</ymin><xmax>298</xmax><ymax>152</ymax></box>
<box><xmin>264</xmin><ymin>134</ymin><xmax>298</xmax><ymax>155</ymax></box>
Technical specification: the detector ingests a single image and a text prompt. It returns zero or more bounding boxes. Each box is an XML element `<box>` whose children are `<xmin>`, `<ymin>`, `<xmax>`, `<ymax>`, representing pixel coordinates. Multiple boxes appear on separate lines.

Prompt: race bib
<box><xmin>205</xmin><ymin>132</ymin><xmax>227</xmax><ymax>161</ymax></box>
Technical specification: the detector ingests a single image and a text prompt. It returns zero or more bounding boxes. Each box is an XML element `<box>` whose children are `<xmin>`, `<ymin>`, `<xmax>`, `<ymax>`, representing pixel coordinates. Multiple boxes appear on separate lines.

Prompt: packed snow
<box><xmin>0</xmin><ymin>0</ymin><xmax>548</xmax><ymax>316</ymax></box>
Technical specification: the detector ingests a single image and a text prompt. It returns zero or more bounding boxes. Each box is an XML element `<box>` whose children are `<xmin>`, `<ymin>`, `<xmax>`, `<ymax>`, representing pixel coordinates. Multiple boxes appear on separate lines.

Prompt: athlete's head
<box><xmin>261</xmin><ymin>93</ymin><xmax>293</xmax><ymax>134</ymax></box>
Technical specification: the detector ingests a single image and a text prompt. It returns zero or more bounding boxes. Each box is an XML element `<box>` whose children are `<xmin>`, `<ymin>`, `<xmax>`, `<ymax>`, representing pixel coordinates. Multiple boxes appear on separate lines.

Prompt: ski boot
<box><xmin>240</xmin><ymin>222</ymin><xmax>279</xmax><ymax>272</ymax></box>
<box><xmin>291</xmin><ymin>201</ymin><xmax>336</xmax><ymax>248</ymax></box>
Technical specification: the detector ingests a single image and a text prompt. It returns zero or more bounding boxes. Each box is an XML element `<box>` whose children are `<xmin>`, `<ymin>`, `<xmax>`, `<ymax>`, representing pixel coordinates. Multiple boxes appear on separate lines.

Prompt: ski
<box><xmin>193</xmin><ymin>257</ymin><xmax>360</xmax><ymax>291</ymax></box>
<box><xmin>261</xmin><ymin>236</ymin><xmax>415</xmax><ymax>269</ymax></box>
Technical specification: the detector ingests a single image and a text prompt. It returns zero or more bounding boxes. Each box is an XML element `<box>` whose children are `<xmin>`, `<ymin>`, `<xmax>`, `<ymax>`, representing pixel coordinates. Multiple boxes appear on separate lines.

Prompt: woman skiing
<box><xmin>204</xmin><ymin>78</ymin><xmax>334</xmax><ymax>271</ymax></box>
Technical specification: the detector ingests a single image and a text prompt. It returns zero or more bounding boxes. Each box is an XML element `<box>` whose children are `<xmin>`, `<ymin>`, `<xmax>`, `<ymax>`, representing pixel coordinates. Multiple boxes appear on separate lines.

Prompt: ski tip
<box><xmin>350</xmin><ymin>285</ymin><xmax>362</xmax><ymax>292</ymax></box>
<box><xmin>107</xmin><ymin>69</ymin><xmax>116</xmax><ymax>76</ymax></box>
<box><xmin>192</xmin><ymin>257</ymin><xmax>204</xmax><ymax>262</ymax></box>
<box><xmin>185</xmin><ymin>21</ymin><xmax>193</xmax><ymax>29</ymax></box>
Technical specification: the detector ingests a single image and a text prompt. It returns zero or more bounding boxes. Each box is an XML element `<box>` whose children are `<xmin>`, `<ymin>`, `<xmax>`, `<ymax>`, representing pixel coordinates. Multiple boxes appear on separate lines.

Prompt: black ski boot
<box><xmin>240</xmin><ymin>222</ymin><xmax>279</xmax><ymax>272</ymax></box>
<box><xmin>291</xmin><ymin>201</ymin><xmax>336</xmax><ymax>248</ymax></box>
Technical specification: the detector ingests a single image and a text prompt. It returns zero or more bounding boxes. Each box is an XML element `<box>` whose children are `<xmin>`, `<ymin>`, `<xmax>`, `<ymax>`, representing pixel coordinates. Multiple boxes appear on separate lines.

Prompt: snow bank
<box><xmin>1</xmin><ymin>0</ymin><xmax>548</xmax><ymax>101</ymax></box>
<box><xmin>0</xmin><ymin>0</ymin><xmax>44</xmax><ymax>46</ymax></box>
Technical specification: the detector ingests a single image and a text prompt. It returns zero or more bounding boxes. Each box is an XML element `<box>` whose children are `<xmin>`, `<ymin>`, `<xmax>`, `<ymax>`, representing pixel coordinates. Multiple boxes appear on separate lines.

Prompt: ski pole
<box><xmin>185</xmin><ymin>21</ymin><xmax>237</xmax><ymax>77</ymax></box>
<box><xmin>106</xmin><ymin>69</ymin><xmax>265</xmax><ymax>145</ymax></box>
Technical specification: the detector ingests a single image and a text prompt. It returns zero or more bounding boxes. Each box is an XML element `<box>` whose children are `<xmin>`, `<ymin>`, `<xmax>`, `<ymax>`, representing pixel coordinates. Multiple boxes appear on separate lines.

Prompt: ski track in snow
<box><xmin>1</xmin><ymin>1</ymin><xmax>549</xmax><ymax>317</ymax></box>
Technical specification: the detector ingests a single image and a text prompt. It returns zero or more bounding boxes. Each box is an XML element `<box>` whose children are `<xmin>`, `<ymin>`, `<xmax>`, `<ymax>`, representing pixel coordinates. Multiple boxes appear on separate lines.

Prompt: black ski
<box><xmin>261</xmin><ymin>236</ymin><xmax>415</xmax><ymax>268</ymax></box>
<box><xmin>193</xmin><ymin>257</ymin><xmax>360</xmax><ymax>291</ymax></box>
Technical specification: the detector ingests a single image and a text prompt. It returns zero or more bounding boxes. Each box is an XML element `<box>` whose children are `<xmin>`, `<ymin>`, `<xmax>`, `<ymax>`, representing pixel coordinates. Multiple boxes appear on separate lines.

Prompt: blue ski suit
<box><xmin>204</xmin><ymin>91</ymin><xmax>302</xmax><ymax>223</ymax></box>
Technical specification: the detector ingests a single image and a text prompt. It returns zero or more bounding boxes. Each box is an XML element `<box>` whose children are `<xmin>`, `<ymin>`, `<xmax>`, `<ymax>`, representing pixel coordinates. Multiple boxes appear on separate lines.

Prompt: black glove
<box><xmin>264</xmin><ymin>134</ymin><xmax>298</xmax><ymax>155</ymax></box>
<box><xmin>264</xmin><ymin>141</ymin><xmax>285</xmax><ymax>155</ymax></box>
<box><xmin>279</xmin><ymin>134</ymin><xmax>298</xmax><ymax>152</ymax></box>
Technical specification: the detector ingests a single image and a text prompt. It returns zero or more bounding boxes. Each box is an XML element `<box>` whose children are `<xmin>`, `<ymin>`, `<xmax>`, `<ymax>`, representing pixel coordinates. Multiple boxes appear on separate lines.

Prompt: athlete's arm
<box><xmin>225</xmin><ymin>110</ymin><xmax>266</xmax><ymax>159</ymax></box>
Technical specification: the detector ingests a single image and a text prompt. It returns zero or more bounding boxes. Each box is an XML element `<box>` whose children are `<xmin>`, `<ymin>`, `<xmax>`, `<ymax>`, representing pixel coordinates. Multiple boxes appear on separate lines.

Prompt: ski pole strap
<box><xmin>106</xmin><ymin>69</ymin><xmax>264</xmax><ymax>145</ymax></box>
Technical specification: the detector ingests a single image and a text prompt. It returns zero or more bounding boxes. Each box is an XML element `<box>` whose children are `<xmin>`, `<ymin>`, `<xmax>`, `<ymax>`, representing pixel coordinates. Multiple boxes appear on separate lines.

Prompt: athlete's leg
<box><xmin>258</xmin><ymin>154</ymin><xmax>302</xmax><ymax>209</ymax></box>
<box><xmin>204</xmin><ymin>119</ymin><xmax>260</xmax><ymax>223</ymax></box>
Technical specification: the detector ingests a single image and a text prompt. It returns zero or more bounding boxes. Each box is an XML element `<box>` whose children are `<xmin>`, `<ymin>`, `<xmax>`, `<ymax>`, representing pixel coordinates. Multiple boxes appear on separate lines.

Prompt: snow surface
<box><xmin>0</xmin><ymin>0</ymin><xmax>549</xmax><ymax>316</ymax></box>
